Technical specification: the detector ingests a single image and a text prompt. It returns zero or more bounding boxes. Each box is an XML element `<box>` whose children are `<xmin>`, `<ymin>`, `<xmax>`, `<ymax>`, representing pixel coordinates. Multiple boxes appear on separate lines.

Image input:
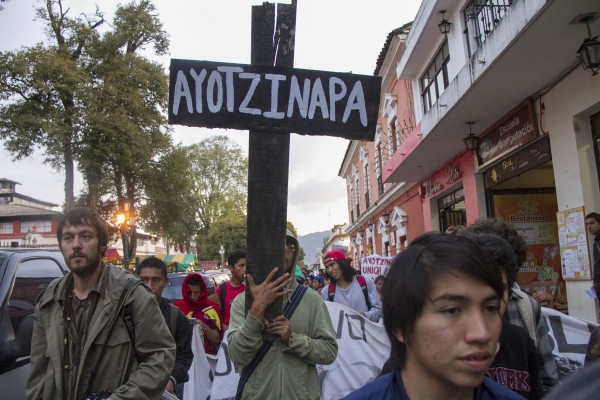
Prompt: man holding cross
<box><xmin>227</xmin><ymin>229</ymin><xmax>338</xmax><ymax>399</ymax></box>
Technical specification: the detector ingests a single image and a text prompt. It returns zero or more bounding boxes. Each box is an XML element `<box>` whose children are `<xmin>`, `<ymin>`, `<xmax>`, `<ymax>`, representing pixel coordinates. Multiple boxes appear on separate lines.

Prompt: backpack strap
<box><xmin>356</xmin><ymin>275</ymin><xmax>371</xmax><ymax>310</ymax></box>
<box><xmin>513</xmin><ymin>288</ymin><xmax>538</xmax><ymax>347</ymax></box>
<box><xmin>168</xmin><ymin>304</ymin><xmax>180</xmax><ymax>338</ymax></box>
<box><xmin>327</xmin><ymin>282</ymin><xmax>336</xmax><ymax>302</ymax></box>
<box><xmin>219</xmin><ymin>282</ymin><xmax>228</xmax><ymax>321</ymax></box>
<box><xmin>235</xmin><ymin>285</ymin><xmax>308</xmax><ymax>400</ymax></box>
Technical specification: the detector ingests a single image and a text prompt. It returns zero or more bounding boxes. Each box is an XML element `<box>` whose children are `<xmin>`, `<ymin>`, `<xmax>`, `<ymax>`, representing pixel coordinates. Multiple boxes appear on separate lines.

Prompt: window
<box><xmin>20</xmin><ymin>221</ymin><xmax>52</xmax><ymax>233</ymax></box>
<box><xmin>421</xmin><ymin>40</ymin><xmax>450</xmax><ymax>114</ymax></box>
<box><xmin>376</xmin><ymin>142</ymin><xmax>384</xmax><ymax>196</ymax></box>
<box><xmin>0</xmin><ymin>223</ymin><xmax>13</xmax><ymax>234</ymax></box>
<box><xmin>389</xmin><ymin>118</ymin><xmax>398</xmax><ymax>154</ymax></box>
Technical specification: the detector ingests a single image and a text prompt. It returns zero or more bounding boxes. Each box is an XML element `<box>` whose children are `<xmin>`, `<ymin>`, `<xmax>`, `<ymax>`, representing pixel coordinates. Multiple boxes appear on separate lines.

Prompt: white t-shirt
<box><xmin>320</xmin><ymin>276</ymin><xmax>382</xmax><ymax>322</ymax></box>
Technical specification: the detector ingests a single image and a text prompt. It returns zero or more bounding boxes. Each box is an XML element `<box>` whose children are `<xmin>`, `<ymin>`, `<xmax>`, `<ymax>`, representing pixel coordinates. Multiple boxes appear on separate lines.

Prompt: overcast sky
<box><xmin>0</xmin><ymin>0</ymin><xmax>421</xmax><ymax>235</ymax></box>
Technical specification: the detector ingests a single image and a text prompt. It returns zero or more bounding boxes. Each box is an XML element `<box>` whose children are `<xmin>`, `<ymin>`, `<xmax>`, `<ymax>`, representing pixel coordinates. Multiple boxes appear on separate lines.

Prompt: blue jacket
<box><xmin>343</xmin><ymin>370</ymin><xmax>525</xmax><ymax>400</ymax></box>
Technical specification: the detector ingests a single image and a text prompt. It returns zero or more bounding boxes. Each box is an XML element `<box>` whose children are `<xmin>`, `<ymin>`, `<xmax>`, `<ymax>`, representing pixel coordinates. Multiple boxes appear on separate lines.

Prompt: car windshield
<box><xmin>163</xmin><ymin>273</ymin><xmax>214</xmax><ymax>302</ymax></box>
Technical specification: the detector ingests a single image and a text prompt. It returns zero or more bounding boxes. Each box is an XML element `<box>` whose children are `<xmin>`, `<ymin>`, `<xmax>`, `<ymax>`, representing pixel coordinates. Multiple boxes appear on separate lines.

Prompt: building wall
<box><xmin>543</xmin><ymin>66</ymin><xmax>600</xmax><ymax>322</ymax></box>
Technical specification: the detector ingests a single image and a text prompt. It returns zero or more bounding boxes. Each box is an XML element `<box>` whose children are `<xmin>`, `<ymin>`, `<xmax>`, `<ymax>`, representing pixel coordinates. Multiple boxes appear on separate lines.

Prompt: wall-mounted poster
<box><xmin>493</xmin><ymin>193</ymin><xmax>566</xmax><ymax>311</ymax></box>
<box><xmin>556</xmin><ymin>206</ymin><xmax>592</xmax><ymax>281</ymax></box>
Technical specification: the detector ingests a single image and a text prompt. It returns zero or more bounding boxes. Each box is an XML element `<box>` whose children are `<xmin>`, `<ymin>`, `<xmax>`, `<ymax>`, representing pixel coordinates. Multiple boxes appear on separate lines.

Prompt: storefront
<box><xmin>421</xmin><ymin>150</ymin><xmax>480</xmax><ymax>233</ymax></box>
<box><xmin>477</xmin><ymin>101</ymin><xmax>567</xmax><ymax>312</ymax></box>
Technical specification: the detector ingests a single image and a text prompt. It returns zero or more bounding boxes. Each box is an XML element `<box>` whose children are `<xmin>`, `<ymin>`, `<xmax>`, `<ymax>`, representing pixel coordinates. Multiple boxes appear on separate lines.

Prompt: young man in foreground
<box><xmin>344</xmin><ymin>233</ymin><xmax>522</xmax><ymax>400</ymax></box>
<box><xmin>26</xmin><ymin>207</ymin><xmax>175</xmax><ymax>400</ymax></box>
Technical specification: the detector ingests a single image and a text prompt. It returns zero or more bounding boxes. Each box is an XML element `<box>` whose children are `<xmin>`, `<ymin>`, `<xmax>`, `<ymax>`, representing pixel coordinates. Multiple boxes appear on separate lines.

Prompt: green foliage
<box><xmin>200</xmin><ymin>213</ymin><xmax>247</xmax><ymax>261</ymax></box>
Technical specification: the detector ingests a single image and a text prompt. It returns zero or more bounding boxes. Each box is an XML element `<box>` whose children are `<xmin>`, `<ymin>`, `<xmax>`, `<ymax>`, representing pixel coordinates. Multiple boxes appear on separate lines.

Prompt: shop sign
<box><xmin>168</xmin><ymin>59</ymin><xmax>381</xmax><ymax>140</ymax></box>
<box><xmin>478</xmin><ymin>101</ymin><xmax>539</xmax><ymax>166</ymax></box>
<box><xmin>439</xmin><ymin>187</ymin><xmax>465</xmax><ymax>209</ymax></box>
<box><xmin>484</xmin><ymin>137</ymin><xmax>551</xmax><ymax>188</ymax></box>
<box><xmin>425</xmin><ymin>178</ymin><xmax>443</xmax><ymax>197</ymax></box>
<box><xmin>446</xmin><ymin>164</ymin><xmax>461</xmax><ymax>184</ymax></box>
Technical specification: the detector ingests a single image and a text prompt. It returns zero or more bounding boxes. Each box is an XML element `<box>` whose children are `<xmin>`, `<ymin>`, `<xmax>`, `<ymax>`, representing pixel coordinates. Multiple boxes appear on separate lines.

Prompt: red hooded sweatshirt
<box><xmin>173</xmin><ymin>272</ymin><xmax>222</xmax><ymax>354</ymax></box>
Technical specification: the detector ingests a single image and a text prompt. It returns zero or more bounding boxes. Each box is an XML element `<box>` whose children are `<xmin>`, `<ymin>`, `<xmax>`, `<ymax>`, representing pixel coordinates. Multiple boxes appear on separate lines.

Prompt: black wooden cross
<box><xmin>168</xmin><ymin>1</ymin><xmax>380</xmax><ymax>322</ymax></box>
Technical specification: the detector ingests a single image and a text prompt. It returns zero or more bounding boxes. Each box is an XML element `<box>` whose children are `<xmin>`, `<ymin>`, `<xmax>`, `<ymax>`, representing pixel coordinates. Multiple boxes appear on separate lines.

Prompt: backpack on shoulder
<box><xmin>327</xmin><ymin>275</ymin><xmax>371</xmax><ymax>309</ymax></box>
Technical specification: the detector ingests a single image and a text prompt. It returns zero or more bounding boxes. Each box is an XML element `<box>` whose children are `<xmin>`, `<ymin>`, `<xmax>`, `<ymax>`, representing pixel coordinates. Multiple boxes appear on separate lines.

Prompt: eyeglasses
<box><xmin>285</xmin><ymin>244</ymin><xmax>297</xmax><ymax>252</ymax></box>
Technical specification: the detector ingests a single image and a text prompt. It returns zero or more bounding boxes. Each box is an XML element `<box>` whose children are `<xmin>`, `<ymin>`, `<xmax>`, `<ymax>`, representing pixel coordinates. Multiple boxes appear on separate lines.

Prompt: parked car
<box><xmin>162</xmin><ymin>271</ymin><xmax>231</xmax><ymax>303</ymax></box>
<box><xmin>0</xmin><ymin>248</ymin><xmax>69</xmax><ymax>400</ymax></box>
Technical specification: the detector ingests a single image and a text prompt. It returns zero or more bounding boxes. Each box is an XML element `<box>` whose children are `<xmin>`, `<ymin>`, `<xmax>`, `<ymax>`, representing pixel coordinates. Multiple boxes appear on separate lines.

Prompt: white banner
<box><xmin>183</xmin><ymin>325</ymin><xmax>212</xmax><ymax>400</ymax></box>
<box><xmin>186</xmin><ymin>304</ymin><xmax>598</xmax><ymax>399</ymax></box>
<box><xmin>542</xmin><ymin>307</ymin><xmax>598</xmax><ymax>377</ymax></box>
<box><xmin>360</xmin><ymin>254</ymin><xmax>393</xmax><ymax>283</ymax></box>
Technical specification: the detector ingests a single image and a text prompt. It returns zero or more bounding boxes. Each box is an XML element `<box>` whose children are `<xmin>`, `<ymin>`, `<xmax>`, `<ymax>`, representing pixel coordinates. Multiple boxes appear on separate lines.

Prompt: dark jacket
<box><xmin>159</xmin><ymin>297</ymin><xmax>193</xmax><ymax>385</ymax></box>
<box><xmin>343</xmin><ymin>370</ymin><xmax>525</xmax><ymax>400</ymax></box>
<box><xmin>26</xmin><ymin>264</ymin><xmax>175</xmax><ymax>400</ymax></box>
<box><xmin>488</xmin><ymin>321</ymin><xmax>542</xmax><ymax>399</ymax></box>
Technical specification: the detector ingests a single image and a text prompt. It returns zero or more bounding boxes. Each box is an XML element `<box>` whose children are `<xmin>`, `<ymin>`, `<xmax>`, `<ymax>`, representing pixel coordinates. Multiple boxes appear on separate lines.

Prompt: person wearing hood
<box><xmin>227</xmin><ymin>229</ymin><xmax>338</xmax><ymax>400</ymax></box>
<box><xmin>173</xmin><ymin>272</ymin><xmax>222</xmax><ymax>355</ymax></box>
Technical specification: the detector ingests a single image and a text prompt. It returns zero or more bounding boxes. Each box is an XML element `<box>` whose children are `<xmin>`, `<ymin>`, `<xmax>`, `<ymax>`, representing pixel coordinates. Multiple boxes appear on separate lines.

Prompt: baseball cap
<box><xmin>323</xmin><ymin>249</ymin><xmax>348</xmax><ymax>266</ymax></box>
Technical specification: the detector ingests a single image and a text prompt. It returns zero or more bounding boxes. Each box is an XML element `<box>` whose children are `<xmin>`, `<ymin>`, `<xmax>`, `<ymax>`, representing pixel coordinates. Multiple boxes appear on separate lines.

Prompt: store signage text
<box><xmin>478</xmin><ymin>101</ymin><xmax>539</xmax><ymax>166</ymax></box>
<box><xmin>425</xmin><ymin>178</ymin><xmax>443</xmax><ymax>197</ymax></box>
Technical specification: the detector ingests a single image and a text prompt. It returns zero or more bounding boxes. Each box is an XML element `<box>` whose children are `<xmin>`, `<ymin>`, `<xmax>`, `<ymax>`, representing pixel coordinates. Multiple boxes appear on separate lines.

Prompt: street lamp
<box><xmin>117</xmin><ymin>200</ymin><xmax>130</xmax><ymax>270</ymax></box>
<box><xmin>219</xmin><ymin>245</ymin><xmax>225</xmax><ymax>270</ymax></box>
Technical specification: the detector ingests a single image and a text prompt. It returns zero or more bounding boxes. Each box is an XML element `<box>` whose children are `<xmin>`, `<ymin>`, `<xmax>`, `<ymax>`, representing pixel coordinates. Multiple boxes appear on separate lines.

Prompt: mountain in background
<box><xmin>299</xmin><ymin>230</ymin><xmax>330</xmax><ymax>265</ymax></box>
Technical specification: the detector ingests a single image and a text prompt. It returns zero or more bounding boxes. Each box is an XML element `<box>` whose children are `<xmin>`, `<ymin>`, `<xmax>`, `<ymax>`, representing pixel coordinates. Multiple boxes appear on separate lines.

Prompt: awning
<box><xmin>103</xmin><ymin>247</ymin><xmax>122</xmax><ymax>263</ymax></box>
<box><xmin>156</xmin><ymin>253</ymin><xmax>196</xmax><ymax>268</ymax></box>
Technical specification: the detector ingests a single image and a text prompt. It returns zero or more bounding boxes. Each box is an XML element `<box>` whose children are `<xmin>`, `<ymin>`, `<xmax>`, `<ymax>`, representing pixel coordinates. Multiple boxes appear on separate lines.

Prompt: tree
<box><xmin>0</xmin><ymin>0</ymin><xmax>104</xmax><ymax>209</ymax></box>
<box><xmin>187</xmin><ymin>135</ymin><xmax>248</xmax><ymax>232</ymax></box>
<box><xmin>182</xmin><ymin>135</ymin><xmax>248</xmax><ymax>260</ymax></box>
<box><xmin>201</xmin><ymin>213</ymin><xmax>247</xmax><ymax>261</ymax></box>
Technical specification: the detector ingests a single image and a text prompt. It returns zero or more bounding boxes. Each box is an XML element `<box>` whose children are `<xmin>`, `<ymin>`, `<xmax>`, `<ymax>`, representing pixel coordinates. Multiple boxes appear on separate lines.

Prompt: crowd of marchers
<box><xmin>19</xmin><ymin>206</ymin><xmax>600</xmax><ymax>400</ymax></box>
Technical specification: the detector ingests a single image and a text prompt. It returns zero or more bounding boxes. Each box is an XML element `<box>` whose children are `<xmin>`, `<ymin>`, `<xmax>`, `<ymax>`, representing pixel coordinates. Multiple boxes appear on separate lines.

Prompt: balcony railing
<box><xmin>464</xmin><ymin>0</ymin><xmax>515</xmax><ymax>54</ymax></box>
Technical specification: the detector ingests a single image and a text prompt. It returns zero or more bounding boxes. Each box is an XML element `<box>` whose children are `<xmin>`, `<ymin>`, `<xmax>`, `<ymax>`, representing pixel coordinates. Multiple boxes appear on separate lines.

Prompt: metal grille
<box><xmin>464</xmin><ymin>0</ymin><xmax>514</xmax><ymax>49</ymax></box>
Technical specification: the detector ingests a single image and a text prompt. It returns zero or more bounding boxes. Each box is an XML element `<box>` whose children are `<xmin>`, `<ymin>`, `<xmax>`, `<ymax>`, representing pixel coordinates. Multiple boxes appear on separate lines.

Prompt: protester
<box><xmin>320</xmin><ymin>249</ymin><xmax>382</xmax><ymax>322</ymax></box>
<box><xmin>374</xmin><ymin>275</ymin><xmax>385</xmax><ymax>301</ymax></box>
<box><xmin>344</xmin><ymin>233</ymin><xmax>521</xmax><ymax>400</ymax></box>
<box><xmin>212</xmin><ymin>249</ymin><xmax>246</xmax><ymax>331</ymax></box>
<box><xmin>585</xmin><ymin>212</ymin><xmax>600</xmax><ymax>301</ymax></box>
<box><xmin>227</xmin><ymin>229</ymin><xmax>338</xmax><ymax>400</ymax></box>
<box><xmin>173</xmin><ymin>272</ymin><xmax>222</xmax><ymax>355</ymax></box>
<box><xmin>26</xmin><ymin>207</ymin><xmax>175</xmax><ymax>400</ymax></box>
<box><xmin>137</xmin><ymin>256</ymin><xmax>193</xmax><ymax>398</ymax></box>
<box><xmin>311</xmin><ymin>275</ymin><xmax>324</xmax><ymax>292</ymax></box>
<box><xmin>464</xmin><ymin>231</ymin><xmax>542</xmax><ymax>399</ymax></box>
<box><xmin>463</xmin><ymin>218</ymin><xmax>558</xmax><ymax>393</ymax></box>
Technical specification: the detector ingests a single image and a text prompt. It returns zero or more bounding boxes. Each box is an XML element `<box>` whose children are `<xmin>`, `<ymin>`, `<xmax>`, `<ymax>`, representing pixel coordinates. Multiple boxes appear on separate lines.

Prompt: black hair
<box><xmin>461</xmin><ymin>231</ymin><xmax>517</xmax><ymax>288</ymax></box>
<box><xmin>137</xmin><ymin>256</ymin><xmax>168</xmax><ymax>279</ymax></box>
<box><xmin>586</xmin><ymin>212</ymin><xmax>600</xmax><ymax>223</ymax></box>
<box><xmin>375</xmin><ymin>275</ymin><xmax>386</xmax><ymax>285</ymax></box>
<box><xmin>227</xmin><ymin>249</ymin><xmax>246</xmax><ymax>267</ymax></box>
<box><xmin>383</xmin><ymin>232</ymin><xmax>503</xmax><ymax>370</ymax></box>
<box><xmin>465</xmin><ymin>218</ymin><xmax>528</xmax><ymax>267</ymax></box>
<box><xmin>57</xmin><ymin>207</ymin><xmax>109</xmax><ymax>251</ymax></box>
<box><xmin>325</xmin><ymin>259</ymin><xmax>356</xmax><ymax>283</ymax></box>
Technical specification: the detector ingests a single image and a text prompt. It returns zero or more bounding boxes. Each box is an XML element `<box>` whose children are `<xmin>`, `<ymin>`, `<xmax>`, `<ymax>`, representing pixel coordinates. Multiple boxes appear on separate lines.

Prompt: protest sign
<box><xmin>360</xmin><ymin>254</ymin><xmax>392</xmax><ymax>283</ymax></box>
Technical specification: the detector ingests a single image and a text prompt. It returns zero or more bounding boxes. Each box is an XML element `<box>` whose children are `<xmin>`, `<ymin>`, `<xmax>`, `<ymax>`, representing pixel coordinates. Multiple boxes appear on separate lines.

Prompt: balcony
<box><xmin>387</xmin><ymin>0</ymin><xmax>600</xmax><ymax>183</ymax></box>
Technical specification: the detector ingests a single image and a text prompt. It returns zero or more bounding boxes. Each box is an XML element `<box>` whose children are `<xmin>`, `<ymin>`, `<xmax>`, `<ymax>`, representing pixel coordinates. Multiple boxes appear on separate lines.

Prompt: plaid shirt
<box><xmin>505</xmin><ymin>287</ymin><xmax>558</xmax><ymax>394</ymax></box>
